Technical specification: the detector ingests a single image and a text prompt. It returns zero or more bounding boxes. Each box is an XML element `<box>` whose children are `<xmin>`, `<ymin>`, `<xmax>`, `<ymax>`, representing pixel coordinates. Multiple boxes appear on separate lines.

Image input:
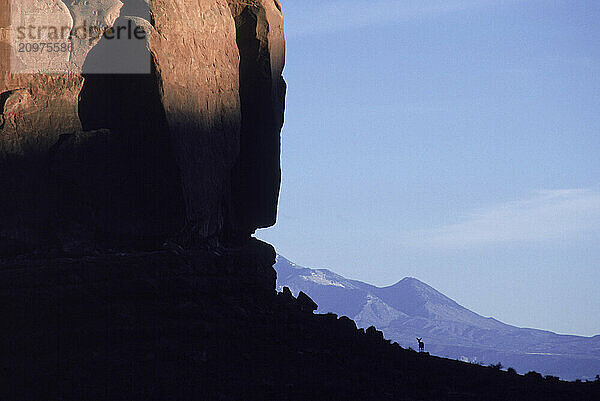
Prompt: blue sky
<box><xmin>256</xmin><ymin>0</ymin><xmax>600</xmax><ymax>336</ymax></box>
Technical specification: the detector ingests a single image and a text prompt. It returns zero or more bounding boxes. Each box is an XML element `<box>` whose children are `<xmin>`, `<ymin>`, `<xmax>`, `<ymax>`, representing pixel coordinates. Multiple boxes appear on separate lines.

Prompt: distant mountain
<box><xmin>275</xmin><ymin>255</ymin><xmax>600</xmax><ymax>381</ymax></box>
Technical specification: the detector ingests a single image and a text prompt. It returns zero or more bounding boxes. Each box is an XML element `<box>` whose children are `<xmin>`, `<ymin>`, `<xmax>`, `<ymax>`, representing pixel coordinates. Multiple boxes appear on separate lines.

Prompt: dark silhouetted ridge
<box><xmin>275</xmin><ymin>255</ymin><xmax>600</xmax><ymax>381</ymax></box>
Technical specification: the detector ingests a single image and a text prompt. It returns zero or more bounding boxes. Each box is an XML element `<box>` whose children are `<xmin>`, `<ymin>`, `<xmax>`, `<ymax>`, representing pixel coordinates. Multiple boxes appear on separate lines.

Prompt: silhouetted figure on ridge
<box><xmin>417</xmin><ymin>337</ymin><xmax>424</xmax><ymax>352</ymax></box>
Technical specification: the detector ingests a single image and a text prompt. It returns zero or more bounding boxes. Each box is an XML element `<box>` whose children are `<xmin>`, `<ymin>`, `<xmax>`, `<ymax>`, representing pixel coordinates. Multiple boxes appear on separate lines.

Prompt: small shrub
<box><xmin>596</xmin><ymin>374</ymin><xmax>600</xmax><ymax>382</ymax></box>
<box><xmin>545</xmin><ymin>375</ymin><xmax>560</xmax><ymax>383</ymax></box>
<box><xmin>489</xmin><ymin>362</ymin><xmax>503</xmax><ymax>370</ymax></box>
<box><xmin>507</xmin><ymin>367</ymin><xmax>517</xmax><ymax>375</ymax></box>
<box><xmin>525</xmin><ymin>371</ymin><xmax>543</xmax><ymax>380</ymax></box>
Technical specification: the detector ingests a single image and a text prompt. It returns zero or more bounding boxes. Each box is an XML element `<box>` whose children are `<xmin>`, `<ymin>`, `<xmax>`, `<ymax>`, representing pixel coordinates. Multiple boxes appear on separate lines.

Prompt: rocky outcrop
<box><xmin>227</xmin><ymin>0</ymin><xmax>286</xmax><ymax>235</ymax></box>
<box><xmin>0</xmin><ymin>0</ymin><xmax>286</xmax><ymax>255</ymax></box>
<box><xmin>2</xmin><ymin>248</ymin><xmax>599</xmax><ymax>400</ymax></box>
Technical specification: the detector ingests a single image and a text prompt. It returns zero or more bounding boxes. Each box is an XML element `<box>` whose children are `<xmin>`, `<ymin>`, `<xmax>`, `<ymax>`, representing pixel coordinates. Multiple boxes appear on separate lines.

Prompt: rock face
<box><xmin>0</xmin><ymin>0</ymin><xmax>286</xmax><ymax>254</ymax></box>
<box><xmin>227</xmin><ymin>0</ymin><xmax>286</xmax><ymax>235</ymax></box>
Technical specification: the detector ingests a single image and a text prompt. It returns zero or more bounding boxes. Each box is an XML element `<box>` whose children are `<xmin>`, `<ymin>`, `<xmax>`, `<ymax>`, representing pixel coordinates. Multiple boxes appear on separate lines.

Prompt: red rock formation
<box><xmin>0</xmin><ymin>0</ymin><xmax>286</xmax><ymax>254</ymax></box>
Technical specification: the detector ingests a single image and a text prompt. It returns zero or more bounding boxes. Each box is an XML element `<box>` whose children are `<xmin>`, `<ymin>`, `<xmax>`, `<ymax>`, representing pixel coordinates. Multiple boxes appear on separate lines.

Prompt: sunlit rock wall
<box><xmin>0</xmin><ymin>0</ymin><xmax>286</xmax><ymax>254</ymax></box>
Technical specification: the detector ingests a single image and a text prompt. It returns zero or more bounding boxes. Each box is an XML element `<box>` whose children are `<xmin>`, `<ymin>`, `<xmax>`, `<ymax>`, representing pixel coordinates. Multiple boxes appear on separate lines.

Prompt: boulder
<box><xmin>297</xmin><ymin>291</ymin><xmax>318</xmax><ymax>313</ymax></box>
<box><xmin>282</xmin><ymin>286</ymin><xmax>293</xmax><ymax>298</ymax></box>
<box><xmin>365</xmin><ymin>326</ymin><xmax>385</xmax><ymax>342</ymax></box>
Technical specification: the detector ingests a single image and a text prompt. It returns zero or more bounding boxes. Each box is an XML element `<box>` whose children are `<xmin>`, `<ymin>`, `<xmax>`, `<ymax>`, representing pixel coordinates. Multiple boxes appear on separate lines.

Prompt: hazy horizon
<box><xmin>257</xmin><ymin>0</ymin><xmax>600</xmax><ymax>337</ymax></box>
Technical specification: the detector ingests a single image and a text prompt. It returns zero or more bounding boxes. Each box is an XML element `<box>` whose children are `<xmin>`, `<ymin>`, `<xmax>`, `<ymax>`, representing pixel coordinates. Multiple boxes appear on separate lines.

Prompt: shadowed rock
<box><xmin>227</xmin><ymin>0</ymin><xmax>286</xmax><ymax>237</ymax></box>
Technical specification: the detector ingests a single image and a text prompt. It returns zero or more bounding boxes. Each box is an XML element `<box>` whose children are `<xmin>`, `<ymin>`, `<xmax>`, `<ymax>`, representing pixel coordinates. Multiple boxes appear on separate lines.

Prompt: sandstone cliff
<box><xmin>0</xmin><ymin>0</ymin><xmax>285</xmax><ymax>255</ymax></box>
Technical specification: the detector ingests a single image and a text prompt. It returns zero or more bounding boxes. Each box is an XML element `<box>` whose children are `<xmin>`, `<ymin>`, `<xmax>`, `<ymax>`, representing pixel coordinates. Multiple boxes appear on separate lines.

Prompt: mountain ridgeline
<box><xmin>275</xmin><ymin>255</ymin><xmax>600</xmax><ymax>381</ymax></box>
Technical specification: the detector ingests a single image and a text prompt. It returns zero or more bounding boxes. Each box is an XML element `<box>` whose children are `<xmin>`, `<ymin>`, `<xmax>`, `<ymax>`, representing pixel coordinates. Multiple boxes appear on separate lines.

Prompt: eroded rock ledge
<box><xmin>0</xmin><ymin>0</ymin><xmax>286</xmax><ymax>255</ymax></box>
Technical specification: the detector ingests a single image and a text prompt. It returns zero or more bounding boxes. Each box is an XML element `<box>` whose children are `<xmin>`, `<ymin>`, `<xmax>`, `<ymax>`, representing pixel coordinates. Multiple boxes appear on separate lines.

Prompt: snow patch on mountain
<box><xmin>301</xmin><ymin>270</ymin><xmax>346</xmax><ymax>288</ymax></box>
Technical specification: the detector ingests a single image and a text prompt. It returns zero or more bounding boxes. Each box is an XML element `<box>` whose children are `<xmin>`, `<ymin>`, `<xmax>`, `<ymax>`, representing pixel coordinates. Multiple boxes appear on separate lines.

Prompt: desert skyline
<box><xmin>258</xmin><ymin>0</ymin><xmax>600</xmax><ymax>337</ymax></box>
